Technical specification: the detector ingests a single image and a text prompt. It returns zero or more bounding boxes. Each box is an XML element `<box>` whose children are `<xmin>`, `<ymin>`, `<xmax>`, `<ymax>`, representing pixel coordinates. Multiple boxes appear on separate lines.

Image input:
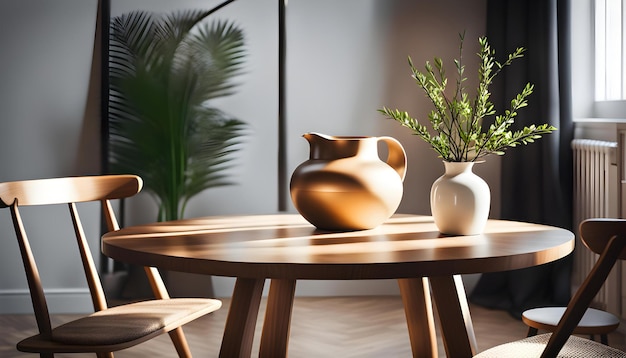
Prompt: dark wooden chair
<box><xmin>474</xmin><ymin>218</ymin><xmax>626</xmax><ymax>357</ymax></box>
<box><xmin>0</xmin><ymin>175</ymin><xmax>221</xmax><ymax>358</ymax></box>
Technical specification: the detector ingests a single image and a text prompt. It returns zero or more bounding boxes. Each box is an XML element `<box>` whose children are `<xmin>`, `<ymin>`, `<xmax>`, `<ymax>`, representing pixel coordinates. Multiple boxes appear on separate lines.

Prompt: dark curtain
<box><xmin>469</xmin><ymin>0</ymin><xmax>575</xmax><ymax>319</ymax></box>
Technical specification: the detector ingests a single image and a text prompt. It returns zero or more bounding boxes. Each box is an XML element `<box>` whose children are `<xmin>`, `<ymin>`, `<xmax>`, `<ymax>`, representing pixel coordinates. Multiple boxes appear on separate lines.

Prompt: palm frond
<box><xmin>108</xmin><ymin>8</ymin><xmax>248</xmax><ymax>221</ymax></box>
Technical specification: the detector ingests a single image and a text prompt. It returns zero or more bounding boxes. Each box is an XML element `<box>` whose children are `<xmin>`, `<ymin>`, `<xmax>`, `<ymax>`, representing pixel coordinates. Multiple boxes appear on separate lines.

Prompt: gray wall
<box><xmin>0</xmin><ymin>0</ymin><xmax>488</xmax><ymax>313</ymax></box>
<box><xmin>0</xmin><ymin>0</ymin><xmax>102</xmax><ymax>314</ymax></box>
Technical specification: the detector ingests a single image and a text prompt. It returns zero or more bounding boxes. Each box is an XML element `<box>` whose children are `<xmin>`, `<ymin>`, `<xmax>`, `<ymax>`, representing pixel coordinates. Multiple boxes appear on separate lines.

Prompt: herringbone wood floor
<box><xmin>2</xmin><ymin>296</ymin><xmax>625</xmax><ymax>357</ymax></box>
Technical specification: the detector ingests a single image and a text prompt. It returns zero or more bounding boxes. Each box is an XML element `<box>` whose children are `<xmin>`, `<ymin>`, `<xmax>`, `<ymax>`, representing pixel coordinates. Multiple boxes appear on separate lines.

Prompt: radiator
<box><xmin>571</xmin><ymin>139</ymin><xmax>620</xmax><ymax>314</ymax></box>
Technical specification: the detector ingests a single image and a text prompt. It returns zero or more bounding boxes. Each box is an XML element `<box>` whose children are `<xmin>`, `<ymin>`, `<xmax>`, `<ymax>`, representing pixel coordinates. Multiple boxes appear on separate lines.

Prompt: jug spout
<box><xmin>303</xmin><ymin>132</ymin><xmax>333</xmax><ymax>144</ymax></box>
<box><xmin>304</xmin><ymin>132</ymin><xmax>338</xmax><ymax>160</ymax></box>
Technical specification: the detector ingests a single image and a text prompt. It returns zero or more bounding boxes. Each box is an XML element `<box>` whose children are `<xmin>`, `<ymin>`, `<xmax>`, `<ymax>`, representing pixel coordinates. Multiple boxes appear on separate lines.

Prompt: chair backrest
<box><xmin>0</xmin><ymin>175</ymin><xmax>155</xmax><ymax>339</ymax></box>
<box><xmin>540</xmin><ymin>218</ymin><xmax>626</xmax><ymax>357</ymax></box>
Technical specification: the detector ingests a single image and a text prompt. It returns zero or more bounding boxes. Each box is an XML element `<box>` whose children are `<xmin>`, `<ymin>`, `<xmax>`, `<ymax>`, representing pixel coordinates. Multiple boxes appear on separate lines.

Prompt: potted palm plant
<box><xmin>379</xmin><ymin>33</ymin><xmax>556</xmax><ymax>235</ymax></box>
<box><xmin>107</xmin><ymin>8</ymin><xmax>247</xmax><ymax>297</ymax></box>
<box><xmin>108</xmin><ymin>8</ymin><xmax>247</xmax><ymax>222</ymax></box>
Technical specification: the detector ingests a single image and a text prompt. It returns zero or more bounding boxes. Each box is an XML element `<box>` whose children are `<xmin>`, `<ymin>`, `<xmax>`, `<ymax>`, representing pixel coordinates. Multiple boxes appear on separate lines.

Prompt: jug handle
<box><xmin>378</xmin><ymin>137</ymin><xmax>407</xmax><ymax>181</ymax></box>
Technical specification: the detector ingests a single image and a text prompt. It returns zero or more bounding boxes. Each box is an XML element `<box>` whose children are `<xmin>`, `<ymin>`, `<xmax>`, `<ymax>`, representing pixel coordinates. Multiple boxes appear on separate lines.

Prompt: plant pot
<box><xmin>430</xmin><ymin>161</ymin><xmax>490</xmax><ymax>235</ymax></box>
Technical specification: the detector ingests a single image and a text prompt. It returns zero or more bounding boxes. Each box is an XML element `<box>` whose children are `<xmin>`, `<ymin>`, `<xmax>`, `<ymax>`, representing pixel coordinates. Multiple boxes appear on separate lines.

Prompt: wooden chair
<box><xmin>522</xmin><ymin>305</ymin><xmax>619</xmax><ymax>345</ymax></box>
<box><xmin>474</xmin><ymin>218</ymin><xmax>626</xmax><ymax>357</ymax></box>
<box><xmin>0</xmin><ymin>175</ymin><xmax>221</xmax><ymax>358</ymax></box>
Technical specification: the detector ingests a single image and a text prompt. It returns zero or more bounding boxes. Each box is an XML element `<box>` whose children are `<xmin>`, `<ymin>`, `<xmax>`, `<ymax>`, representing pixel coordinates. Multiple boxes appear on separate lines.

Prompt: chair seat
<box><xmin>523</xmin><ymin>307</ymin><xmax>620</xmax><ymax>334</ymax></box>
<box><xmin>18</xmin><ymin>298</ymin><xmax>221</xmax><ymax>353</ymax></box>
<box><xmin>474</xmin><ymin>333</ymin><xmax>626</xmax><ymax>357</ymax></box>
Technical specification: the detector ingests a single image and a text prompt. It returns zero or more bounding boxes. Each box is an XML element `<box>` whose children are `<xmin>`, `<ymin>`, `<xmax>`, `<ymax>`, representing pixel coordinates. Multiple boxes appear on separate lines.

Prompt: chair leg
<box><xmin>169</xmin><ymin>326</ymin><xmax>192</xmax><ymax>357</ymax></box>
<box><xmin>601</xmin><ymin>334</ymin><xmax>609</xmax><ymax>345</ymax></box>
<box><xmin>526</xmin><ymin>327</ymin><xmax>539</xmax><ymax>337</ymax></box>
<box><xmin>96</xmin><ymin>352</ymin><xmax>114</xmax><ymax>358</ymax></box>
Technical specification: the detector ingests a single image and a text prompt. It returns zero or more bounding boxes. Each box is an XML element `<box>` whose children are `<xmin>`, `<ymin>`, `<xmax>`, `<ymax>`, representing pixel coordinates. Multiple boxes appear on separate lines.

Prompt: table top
<box><xmin>102</xmin><ymin>214</ymin><xmax>575</xmax><ymax>280</ymax></box>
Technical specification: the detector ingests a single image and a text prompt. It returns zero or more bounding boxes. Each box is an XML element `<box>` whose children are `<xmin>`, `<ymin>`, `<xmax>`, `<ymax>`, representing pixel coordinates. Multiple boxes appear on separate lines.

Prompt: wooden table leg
<box><xmin>259</xmin><ymin>279</ymin><xmax>296</xmax><ymax>358</ymax></box>
<box><xmin>429</xmin><ymin>275</ymin><xmax>477</xmax><ymax>358</ymax></box>
<box><xmin>398</xmin><ymin>277</ymin><xmax>438</xmax><ymax>358</ymax></box>
<box><xmin>219</xmin><ymin>277</ymin><xmax>265</xmax><ymax>358</ymax></box>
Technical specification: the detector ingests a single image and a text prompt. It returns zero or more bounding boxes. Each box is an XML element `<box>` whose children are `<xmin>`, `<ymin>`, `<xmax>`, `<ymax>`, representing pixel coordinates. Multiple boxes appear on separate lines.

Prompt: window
<box><xmin>595</xmin><ymin>0</ymin><xmax>625</xmax><ymax>101</ymax></box>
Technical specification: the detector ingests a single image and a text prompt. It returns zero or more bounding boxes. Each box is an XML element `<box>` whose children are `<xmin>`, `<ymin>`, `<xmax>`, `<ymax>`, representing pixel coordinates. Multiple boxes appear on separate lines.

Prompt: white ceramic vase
<box><xmin>430</xmin><ymin>161</ymin><xmax>490</xmax><ymax>235</ymax></box>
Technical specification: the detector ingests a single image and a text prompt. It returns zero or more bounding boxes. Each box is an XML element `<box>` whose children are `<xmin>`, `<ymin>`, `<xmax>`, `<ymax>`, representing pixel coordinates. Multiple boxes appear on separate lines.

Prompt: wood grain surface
<box><xmin>102</xmin><ymin>214</ymin><xmax>574</xmax><ymax>279</ymax></box>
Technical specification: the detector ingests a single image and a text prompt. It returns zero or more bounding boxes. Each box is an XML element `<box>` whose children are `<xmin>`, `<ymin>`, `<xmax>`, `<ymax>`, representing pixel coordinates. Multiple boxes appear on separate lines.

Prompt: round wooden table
<box><xmin>102</xmin><ymin>214</ymin><xmax>574</xmax><ymax>358</ymax></box>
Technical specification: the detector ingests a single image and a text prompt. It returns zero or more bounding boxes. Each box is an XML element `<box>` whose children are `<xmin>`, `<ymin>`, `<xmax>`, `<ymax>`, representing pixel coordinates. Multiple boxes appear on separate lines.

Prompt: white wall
<box><xmin>0</xmin><ymin>0</ymin><xmax>488</xmax><ymax>313</ymax></box>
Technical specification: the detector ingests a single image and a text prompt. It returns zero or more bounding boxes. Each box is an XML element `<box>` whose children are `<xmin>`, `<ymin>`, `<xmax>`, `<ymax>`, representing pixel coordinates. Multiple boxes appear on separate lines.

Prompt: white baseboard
<box><xmin>0</xmin><ymin>288</ymin><xmax>93</xmax><ymax>314</ymax></box>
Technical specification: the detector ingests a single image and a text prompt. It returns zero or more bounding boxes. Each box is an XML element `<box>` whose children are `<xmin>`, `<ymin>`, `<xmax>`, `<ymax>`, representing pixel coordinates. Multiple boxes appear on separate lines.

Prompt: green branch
<box><xmin>379</xmin><ymin>34</ymin><xmax>556</xmax><ymax>162</ymax></box>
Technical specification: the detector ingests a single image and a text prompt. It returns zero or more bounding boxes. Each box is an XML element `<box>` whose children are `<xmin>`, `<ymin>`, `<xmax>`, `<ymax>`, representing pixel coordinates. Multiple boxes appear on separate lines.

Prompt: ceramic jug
<box><xmin>290</xmin><ymin>132</ymin><xmax>407</xmax><ymax>230</ymax></box>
